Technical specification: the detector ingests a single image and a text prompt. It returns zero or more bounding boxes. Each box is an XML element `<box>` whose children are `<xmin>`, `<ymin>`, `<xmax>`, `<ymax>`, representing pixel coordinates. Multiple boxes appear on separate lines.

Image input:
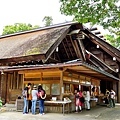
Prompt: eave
<box><xmin>0</xmin><ymin>61</ymin><xmax>119</xmax><ymax>81</ymax></box>
<box><xmin>83</xmin><ymin>28</ymin><xmax>120</xmax><ymax>62</ymax></box>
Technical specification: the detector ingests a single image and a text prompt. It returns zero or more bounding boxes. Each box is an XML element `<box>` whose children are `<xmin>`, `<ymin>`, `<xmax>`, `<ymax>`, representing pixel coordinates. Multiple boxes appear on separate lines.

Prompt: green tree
<box><xmin>60</xmin><ymin>0</ymin><xmax>120</xmax><ymax>36</ymax></box>
<box><xmin>42</xmin><ymin>16</ymin><xmax>53</xmax><ymax>26</ymax></box>
<box><xmin>2</xmin><ymin>23</ymin><xmax>39</xmax><ymax>35</ymax></box>
<box><xmin>105</xmin><ymin>34</ymin><xmax>120</xmax><ymax>49</ymax></box>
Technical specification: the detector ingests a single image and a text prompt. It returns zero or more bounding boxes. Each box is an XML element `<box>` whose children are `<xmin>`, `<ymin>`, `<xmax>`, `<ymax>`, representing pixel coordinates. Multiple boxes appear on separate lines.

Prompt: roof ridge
<box><xmin>0</xmin><ymin>21</ymin><xmax>77</xmax><ymax>38</ymax></box>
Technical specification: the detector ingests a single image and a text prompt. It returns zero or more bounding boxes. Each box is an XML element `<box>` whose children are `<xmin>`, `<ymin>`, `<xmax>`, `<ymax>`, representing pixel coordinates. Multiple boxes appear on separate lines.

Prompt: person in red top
<box><xmin>38</xmin><ymin>85</ymin><xmax>46</xmax><ymax>115</ymax></box>
<box><xmin>75</xmin><ymin>89</ymin><xmax>84</xmax><ymax>113</ymax></box>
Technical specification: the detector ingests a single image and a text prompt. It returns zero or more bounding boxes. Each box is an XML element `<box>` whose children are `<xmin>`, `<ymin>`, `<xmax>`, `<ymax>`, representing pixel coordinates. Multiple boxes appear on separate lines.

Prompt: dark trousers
<box><xmin>39</xmin><ymin>99</ymin><xmax>45</xmax><ymax>114</ymax></box>
<box><xmin>28</xmin><ymin>100</ymin><xmax>32</xmax><ymax>112</ymax></box>
<box><xmin>109</xmin><ymin>98</ymin><xmax>115</xmax><ymax>107</ymax></box>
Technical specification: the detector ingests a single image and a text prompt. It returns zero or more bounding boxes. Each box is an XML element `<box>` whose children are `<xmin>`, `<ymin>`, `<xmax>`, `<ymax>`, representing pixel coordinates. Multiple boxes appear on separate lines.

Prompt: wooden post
<box><xmin>60</xmin><ymin>71</ymin><xmax>63</xmax><ymax>100</ymax></box>
<box><xmin>117</xmin><ymin>73</ymin><xmax>120</xmax><ymax>103</ymax></box>
<box><xmin>78</xmin><ymin>75</ymin><xmax>81</xmax><ymax>90</ymax></box>
<box><xmin>17</xmin><ymin>73</ymin><xmax>19</xmax><ymax>89</ymax></box>
<box><xmin>0</xmin><ymin>71</ymin><xmax>4</xmax><ymax>100</ymax></box>
<box><xmin>6</xmin><ymin>73</ymin><xmax>10</xmax><ymax>103</ymax></box>
<box><xmin>22</xmin><ymin>74</ymin><xmax>25</xmax><ymax>90</ymax></box>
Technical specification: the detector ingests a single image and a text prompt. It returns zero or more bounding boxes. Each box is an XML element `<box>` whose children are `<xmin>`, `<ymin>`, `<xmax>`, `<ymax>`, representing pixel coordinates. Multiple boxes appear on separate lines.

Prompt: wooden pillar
<box><xmin>0</xmin><ymin>71</ymin><xmax>4</xmax><ymax>100</ymax></box>
<box><xmin>17</xmin><ymin>73</ymin><xmax>19</xmax><ymax>89</ymax></box>
<box><xmin>60</xmin><ymin>71</ymin><xmax>63</xmax><ymax>100</ymax></box>
<box><xmin>6</xmin><ymin>73</ymin><xmax>10</xmax><ymax>103</ymax></box>
<box><xmin>117</xmin><ymin>73</ymin><xmax>120</xmax><ymax>103</ymax></box>
<box><xmin>78</xmin><ymin>76</ymin><xmax>81</xmax><ymax>90</ymax></box>
<box><xmin>22</xmin><ymin>74</ymin><xmax>25</xmax><ymax>90</ymax></box>
<box><xmin>11</xmin><ymin>73</ymin><xmax>13</xmax><ymax>89</ymax></box>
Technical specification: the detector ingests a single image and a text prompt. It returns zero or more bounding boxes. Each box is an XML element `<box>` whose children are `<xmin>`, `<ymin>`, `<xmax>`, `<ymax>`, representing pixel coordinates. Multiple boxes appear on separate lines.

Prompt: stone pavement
<box><xmin>0</xmin><ymin>104</ymin><xmax>120</xmax><ymax>120</ymax></box>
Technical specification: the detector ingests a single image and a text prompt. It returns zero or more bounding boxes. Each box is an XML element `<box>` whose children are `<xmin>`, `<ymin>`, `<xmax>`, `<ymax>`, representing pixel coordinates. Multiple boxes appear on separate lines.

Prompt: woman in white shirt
<box><xmin>84</xmin><ymin>88</ymin><xmax>90</xmax><ymax>110</ymax></box>
<box><xmin>31</xmin><ymin>85</ymin><xmax>38</xmax><ymax>115</ymax></box>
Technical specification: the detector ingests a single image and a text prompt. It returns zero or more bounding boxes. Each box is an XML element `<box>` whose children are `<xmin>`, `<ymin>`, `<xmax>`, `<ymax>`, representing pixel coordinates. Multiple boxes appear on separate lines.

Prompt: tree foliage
<box><xmin>2</xmin><ymin>23</ymin><xmax>39</xmax><ymax>35</ymax></box>
<box><xmin>42</xmin><ymin>16</ymin><xmax>53</xmax><ymax>26</ymax></box>
<box><xmin>60</xmin><ymin>0</ymin><xmax>120</xmax><ymax>36</ymax></box>
<box><xmin>105</xmin><ymin>34</ymin><xmax>120</xmax><ymax>49</ymax></box>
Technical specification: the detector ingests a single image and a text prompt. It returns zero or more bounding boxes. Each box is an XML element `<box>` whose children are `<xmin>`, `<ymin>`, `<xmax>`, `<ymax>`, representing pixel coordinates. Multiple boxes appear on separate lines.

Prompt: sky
<box><xmin>0</xmin><ymin>0</ymin><xmax>111</xmax><ymax>35</ymax></box>
<box><xmin>0</xmin><ymin>0</ymin><xmax>73</xmax><ymax>35</ymax></box>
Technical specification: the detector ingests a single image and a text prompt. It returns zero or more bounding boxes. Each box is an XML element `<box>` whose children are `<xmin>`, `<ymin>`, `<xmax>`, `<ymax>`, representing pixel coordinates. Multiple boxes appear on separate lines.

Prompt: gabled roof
<box><xmin>1</xmin><ymin>21</ymin><xmax>120</xmax><ymax>64</ymax></box>
<box><xmin>0</xmin><ymin>25</ymin><xmax>70</xmax><ymax>62</ymax></box>
<box><xmin>0</xmin><ymin>22</ymin><xmax>120</xmax><ymax>81</ymax></box>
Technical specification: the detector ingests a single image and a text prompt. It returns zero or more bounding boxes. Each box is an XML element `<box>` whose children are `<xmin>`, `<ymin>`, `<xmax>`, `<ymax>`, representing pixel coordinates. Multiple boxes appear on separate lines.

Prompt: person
<box><xmin>27</xmin><ymin>83</ymin><xmax>32</xmax><ymax>113</ymax></box>
<box><xmin>38</xmin><ymin>84</ymin><xmax>46</xmax><ymax>115</ymax></box>
<box><xmin>79</xmin><ymin>90</ymin><xmax>85</xmax><ymax>108</ymax></box>
<box><xmin>109</xmin><ymin>89</ymin><xmax>116</xmax><ymax>108</ymax></box>
<box><xmin>22</xmin><ymin>83</ymin><xmax>32</xmax><ymax>114</ymax></box>
<box><xmin>84</xmin><ymin>88</ymin><xmax>90</xmax><ymax>110</ymax></box>
<box><xmin>22</xmin><ymin>86</ymin><xmax>28</xmax><ymax>114</ymax></box>
<box><xmin>105</xmin><ymin>89</ymin><xmax>110</xmax><ymax>105</ymax></box>
<box><xmin>31</xmin><ymin>85</ymin><xmax>38</xmax><ymax>115</ymax></box>
<box><xmin>75</xmin><ymin>89</ymin><xmax>83</xmax><ymax>113</ymax></box>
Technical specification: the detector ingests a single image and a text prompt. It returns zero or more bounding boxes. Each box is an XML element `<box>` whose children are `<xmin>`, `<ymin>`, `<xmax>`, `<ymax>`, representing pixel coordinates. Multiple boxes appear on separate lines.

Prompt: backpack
<box><xmin>22</xmin><ymin>87</ymin><xmax>28</xmax><ymax>97</ymax></box>
<box><xmin>38</xmin><ymin>90</ymin><xmax>45</xmax><ymax>99</ymax></box>
<box><xmin>79</xmin><ymin>97</ymin><xmax>85</xmax><ymax>103</ymax></box>
<box><xmin>41</xmin><ymin>90</ymin><xmax>45</xmax><ymax>96</ymax></box>
<box><xmin>22</xmin><ymin>90</ymin><xmax>27</xmax><ymax>97</ymax></box>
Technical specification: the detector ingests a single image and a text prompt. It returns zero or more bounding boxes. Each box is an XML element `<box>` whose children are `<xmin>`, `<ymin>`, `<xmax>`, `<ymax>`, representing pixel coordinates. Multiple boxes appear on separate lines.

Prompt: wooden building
<box><xmin>0</xmin><ymin>22</ymin><xmax>120</xmax><ymax>107</ymax></box>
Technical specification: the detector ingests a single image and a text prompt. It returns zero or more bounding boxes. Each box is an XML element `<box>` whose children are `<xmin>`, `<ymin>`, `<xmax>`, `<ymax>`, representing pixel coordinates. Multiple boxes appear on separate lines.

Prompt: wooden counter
<box><xmin>16</xmin><ymin>99</ymin><xmax>72</xmax><ymax>115</ymax></box>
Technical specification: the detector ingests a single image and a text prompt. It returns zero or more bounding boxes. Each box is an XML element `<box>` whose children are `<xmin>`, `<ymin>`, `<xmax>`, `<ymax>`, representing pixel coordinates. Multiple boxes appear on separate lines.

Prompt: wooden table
<box><xmin>16</xmin><ymin>99</ymin><xmax>72</xmax><ymax>115</ymax></box>
<box><xmin>44</xmin><ymin>100</ymin><xmax>72</xmax><ymax>115</ymax></box>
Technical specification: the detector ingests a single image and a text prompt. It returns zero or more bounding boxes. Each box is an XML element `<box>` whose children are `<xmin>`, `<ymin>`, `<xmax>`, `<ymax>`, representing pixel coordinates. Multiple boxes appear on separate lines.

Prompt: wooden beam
<box><xmin>23</xmin><ymin>80</ymin><xmax>59</xmax><ymax>84</ymax></box>
<box><xmin>87</xmin><ymin>31</ymin><xmax>120</xmax><ymax>62</ymax></box>
<box><xmin>98</xmin><ymin>35</ymin><xmax>104</xmax><ymax>38</ymax></box>
<box><xmin>65</xmin><ymin>38</ymin><xmax>74</xmax><ymax>58</ymax></box>
<box><xmin>61</xmin><ymin>40</ymin><xmax>70</xmax><ymax>59</ymax></box>
<box><xmin>73</xmin><ymin>40</ymin><xmax>82</xmax><ymax>58</ymax></box>
<box><xmin>49</xmin><ymin>57</ymin><xmax>61</xmax><ymax>63</ymax></box>
<box><xmin>69</xmin><ymin>35</ymin><xmax>80</xmax><ymax>58</ymax></box>
<box><xmin>18</xmin><ymin>68</ymin><xmax>61</xmax><ymax>74</ymax></box>
<box><xmin>90</xmin><ymin>28</ymin><xmax>98</xmax><ymax>31</ymax></box>
<box><xmin>66</xmin><ymin>69</ymin><xmax>100</xmax><ymax>81</ymax></box>
<box><xmin>86</xmin><ymin>50</ymin><xmax>117</xmax><ymax>73</ymax></box>
<box><xmin>94</xmin><ymin>31</ymin><xmax>101</xmax><ymax>35</ymax></box>
<box><xmin>77</xmin><ymin>34</ymin><xmax>86</xmax><ymax>61</ymax></box>
<box><xmin>0</xmin><ymin>54</ymin><xmax>45</xmax><ymax>65</ymax></box>
<box><xmin>88</xmin><ymin>59</ymin><xmax>103</xmax><ymax>69</ymax></box>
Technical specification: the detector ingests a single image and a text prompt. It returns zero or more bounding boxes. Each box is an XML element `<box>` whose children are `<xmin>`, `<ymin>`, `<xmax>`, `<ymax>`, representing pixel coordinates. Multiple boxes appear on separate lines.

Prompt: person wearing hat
<box><xmin>31</xmin><ymin>85</ymin><xmax>38</xmax><ymax>115</ymax></box>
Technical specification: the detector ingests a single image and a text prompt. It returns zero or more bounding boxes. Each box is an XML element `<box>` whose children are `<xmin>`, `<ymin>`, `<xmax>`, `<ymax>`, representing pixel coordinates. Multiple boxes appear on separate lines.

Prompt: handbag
<box><xmin>79</xmin><ymin>97</ymin><xmax>85</xmax><ymax>103</ymax></box>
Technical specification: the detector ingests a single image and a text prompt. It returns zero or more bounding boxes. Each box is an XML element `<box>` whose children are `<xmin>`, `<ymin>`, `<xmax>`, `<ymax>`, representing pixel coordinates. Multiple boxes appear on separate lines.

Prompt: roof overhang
<box><xmin>1</xmin><ymin>61</ymin><xmax>119</xmax><ymax>81</ymax></box>
<box><xmin>66</xmin><ymin>62</ymin><xmax>120</xmax><ymax>81</ymax></box>
<box><xmin>0</xmin><ymin>54</ymin><xmax>46</xmax><ymax>65</ymax></box>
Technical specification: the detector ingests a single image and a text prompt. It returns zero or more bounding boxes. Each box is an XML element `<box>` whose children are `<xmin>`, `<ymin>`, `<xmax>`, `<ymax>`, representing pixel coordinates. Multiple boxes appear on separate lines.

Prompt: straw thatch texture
<box><xmin>0</xmin><ymin>26</ymin><xmax>70</xmax><ymax>59</ymax></box>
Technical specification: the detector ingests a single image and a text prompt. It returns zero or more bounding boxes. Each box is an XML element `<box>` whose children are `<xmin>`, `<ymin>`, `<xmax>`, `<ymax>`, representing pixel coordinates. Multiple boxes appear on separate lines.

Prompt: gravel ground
<box><xmin>0</xmin><ymin>105</ymin><xmax>120</xmax><ymax>120</ymax></box>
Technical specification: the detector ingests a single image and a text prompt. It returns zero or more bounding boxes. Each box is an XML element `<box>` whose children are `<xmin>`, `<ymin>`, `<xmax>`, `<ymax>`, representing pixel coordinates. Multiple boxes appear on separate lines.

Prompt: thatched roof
<box><xmin>0</xmin><ymin>22</ymin><xmax>120</xmax><ymax>81</ymax></box>
<box><xmin>0</xmin><ymin>25</ymin><xmax>70</xmax><ymax>59</ymax></box>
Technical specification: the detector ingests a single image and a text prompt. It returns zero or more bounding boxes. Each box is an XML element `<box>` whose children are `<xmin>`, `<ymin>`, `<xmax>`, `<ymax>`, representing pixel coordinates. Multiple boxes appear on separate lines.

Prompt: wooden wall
<box><xmin>0</xmin><ymin>72</ymin><xmax>23</xmax><ymax>103</ymax></box>
<box><xmin>0</xmin><ymin>67</ymin><xmax>118</xmax><ymax>103</ymax></box>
